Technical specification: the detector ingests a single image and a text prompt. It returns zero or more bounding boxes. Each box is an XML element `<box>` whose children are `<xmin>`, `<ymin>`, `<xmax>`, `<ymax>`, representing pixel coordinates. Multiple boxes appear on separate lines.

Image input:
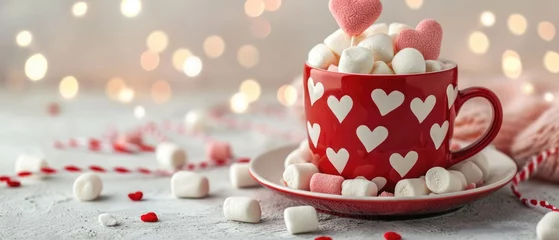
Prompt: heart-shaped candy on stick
<box><xmin>395</xmin><ymin>19</ymin><xmax>443</xmax><ymax>60</ymax></box>
<box><xmin>329</xmin><ymin>0</ymin><xmax>383</xmax><ymax>37</ymax></box>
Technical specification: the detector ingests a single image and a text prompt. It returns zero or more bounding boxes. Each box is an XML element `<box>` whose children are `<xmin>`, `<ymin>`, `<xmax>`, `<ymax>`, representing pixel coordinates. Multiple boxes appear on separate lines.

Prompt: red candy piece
<box><xmin>140</xmin><ymin>212</ymin><xmax>158</xmax><ymax>222</ymax></box>
<box><xmin>384</xmin><ymin>231</ymin><xmax>402</xmax><ymax>240</ymax></box>
<box><xmin>7</xmin><ymin>180</ymin><xmax>21</xmax><ymax>188</ymax></box>
<box><xmin>315</xmin><ymin>236</ymin><xmax>333</xmax><ymax>240</ymax></box>
<box><xmin>310</xmin><ymin>173</ymin><xmax>344</xmax><ymax>195</ymax></box>
<box><xmin>128</xmin><ymin>191</ymin><xmax>143</xmax><ymax>201</ymax></box>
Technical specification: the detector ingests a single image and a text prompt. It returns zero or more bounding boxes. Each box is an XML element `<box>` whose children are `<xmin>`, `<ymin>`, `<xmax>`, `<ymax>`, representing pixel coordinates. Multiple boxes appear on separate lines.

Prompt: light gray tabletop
<box><xmin>0</xmin><ymin>91</ymin><xmax>554</xmax><ymax>240</ymax></box>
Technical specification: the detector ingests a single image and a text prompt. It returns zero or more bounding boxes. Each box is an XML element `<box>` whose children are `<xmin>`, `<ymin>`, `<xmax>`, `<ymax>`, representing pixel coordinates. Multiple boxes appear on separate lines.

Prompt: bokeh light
<box><xmin>264</xmin><ymin>0</ymin><xmax>281</xmax><ymax>12</ymax></box>
<box><xmin>545</xmin><ymin>92</ymin><xmax>555</xmax><ymax>102</ymax></box>
<box><xmin>480</xmin><ymin>11</ymin><xmax>496</xmax><ymax>27</ymax></box>
<box><xmin>238</xmin><ymin>45</ymin><xmax>260</xmax><ymax>68</ymax></box>
<box><xmin>250</xmin><ymin>18</ymin><xmax>272</xmax><ymax>39</ymax></box>
<box><xmin>72</xmin><ymin>2</ymin><xmax>88</xmax><ymax>17</ymax></box>
<box><xmin>522</xmin><ymin>82</ymin><xmax>534</xmax><ymax>95</ymax></box>
<box><xmin>140</xmin><ymin>50</ymin><xmax>160</xmax><ymax>71</ymax></box>
<box><xmin>230</xmin><ymin>93</ymin><xmax>249</xmax><ymax>114</ymax></box>
<box><xmin>203</xmin><ymin>35</ymin><xmax>225</xmax><ymax>58</ymax></box>
<box><xmin>121</xmin><ymin>0</ymin><xmax>141</xmax><ymax>18</ymax></box>
<box><xmin>502</xmin><ymin>50</ymin><xmax>522</xmax><ymax>79</ymax></box>
<box><xmin>245</xmin><ymin>0</ymin><xmax>265</xmax><ymax>17</ymax></box>
<box><xmin>239</xmin><ymin>79</ymin><xmax>261</xmax><ymax>103</ymax></box>
<box><xmin>277</xmin><ymin>85</ymin><xmax>297</xmax><ymax>106</ymax></box>
<box><xmin>134</xmin><ymin>105</ymin><xmax>146</xmax><ymax>119</ymax></box>
<box><xmin>508</xmin><ymin>14</ymin><xmax>527</xmax><ymax>36</ymax></box>
<box><xmin>59</xmin><ymin>76</ymin><xmax>79</xmax><ymax>99</ymax></box>
<box><xmin>172</xmin><ymin>48</ymin><xmax>193</xmax><ymax>71</ymax></box>
<box><xmin>16</xmin><ymin>31</ymin><xmax>32</xmax><ymax>47</ymax></box>
<box><xmin>538</xmin><ymin>21</ymin><xmax>556</xmax><ymax>42</ymax></box>
<box><xmin>25</xmin><ymin>54</ymin><xmax>48</xmax><ymax>81</ymax></box>
<box><xmin>544</xmin><ymin>51</ymin><xmax>559</xmax><ymax>73</ymax></box>
<box><xmin>468</xmin><ymin>31</ymin><xmax>490</xmax><ymax>54</ymax></box>
<box><xmin>183</xmin><ymin>56</ymin><xmax>203</xmax><ymax>77</ymax></box>
<box><xmin>106</xmin><ymin>77</ymin><xmax>126</xmax><ymax>100</ymax></box>
<box><xmin>405</xmin><ymin>0</ymin><xmax>423</xmax><ymax>10</ymax></box>
<box><xmin>151</xmin><ymin>80</ymin><xmax>172</xmax><ymax>103</ymax></box>
<box><xmin>147</xmin><ymin>31</ymin><xmax>169</xmax><ymax>53</ymax></box>
<box><xmin>118</xmin><ymin>88</ymin><xmax>135</xmax><ymax>103</ymax></box>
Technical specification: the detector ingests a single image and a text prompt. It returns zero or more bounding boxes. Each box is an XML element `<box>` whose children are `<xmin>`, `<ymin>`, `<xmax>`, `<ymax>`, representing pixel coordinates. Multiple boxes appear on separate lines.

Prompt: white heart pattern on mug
<box><xmin>326</xmin><ymin>148</ymin><xmax>350</xmax><ymax>174</ymax></box>
<box><xmin>410</xmin><ymin>95</ymin><xmax>436</xmax><ymax>123</ymax></box>
<box><xmin>327</xmin><ymin>95</ymin><xmax>353</xmax><ymax>123</ymax></box>
<box><xmin>306</xmin><ymin>121</ymin><xmax>321</xmax><ymax>148</ymax></box>
<box><xmin>308</xmin><ymin>77</ymin><xmax>324</xmax><ymax>106</ymax></box>
<box><xmin>371</xmin><ymin>177</ymin><xmax>387</xmax><ymax>190</ymax></box>
<box><xmin>446</xmin><ymin>84</ymin><xmax>458</xmax><ymax>109</ymax></box>
<box><xmin>389</xmin><ymin>151</ymin><xmax>419</xmax><ymax>178</ymax></box>
<box><xmin>430</xmin><ymin>121</ymin><xmax>449</xmax><ymax>150</ymax></box>
<box><xmin>371</xmin><ymin>89</ymin><xmax>405</xmax><ymax>116</ymax></box>
<box><xmin>356</xmin><ymin>125</ymin><xmax>388</xmax><ymax>153</ymax></box>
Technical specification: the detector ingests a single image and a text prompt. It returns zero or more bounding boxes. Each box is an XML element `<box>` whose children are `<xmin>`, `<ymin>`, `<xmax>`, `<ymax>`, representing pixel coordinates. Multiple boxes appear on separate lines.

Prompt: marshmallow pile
<box><xmin>308</xmin><ymin>21</ymin><xmax>447</xmax><ymax>75</ymax></box>
<box><xmin>282</xmin><ymin>141</ymin><xmax>490</xmax><ymax>198</ymax></box>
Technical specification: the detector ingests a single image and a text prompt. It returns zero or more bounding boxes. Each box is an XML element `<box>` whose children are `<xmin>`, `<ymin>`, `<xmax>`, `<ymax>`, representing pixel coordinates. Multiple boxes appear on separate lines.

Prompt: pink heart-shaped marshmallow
<box><xmin>395</xmin><ymin>19</ymin><xmax>443</xmax><ymax>60</ymax></box>
<box><xmin>329</xmin><ymin>0</ymin><xmax>383</xmax><ymax>36</ymax></box>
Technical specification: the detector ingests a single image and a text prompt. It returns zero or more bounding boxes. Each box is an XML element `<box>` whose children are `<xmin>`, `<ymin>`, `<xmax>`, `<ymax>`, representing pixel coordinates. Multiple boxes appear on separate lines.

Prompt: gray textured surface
<box><xmin>0</xmin><ymin>91</ymin><xmax>556</xmax><ymax>240</ymax></box>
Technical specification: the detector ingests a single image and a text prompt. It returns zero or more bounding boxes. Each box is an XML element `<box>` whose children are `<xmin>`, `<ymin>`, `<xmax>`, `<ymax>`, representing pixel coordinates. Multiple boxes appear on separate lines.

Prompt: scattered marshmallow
<box><xmin>449</xmin><ymin>170</ymin><xmax>467</xmax><ymax>190</ymax></box>
<box><xmin>537</xmin><ymin>211</ymin><xmax>559</xmax><ymax>240</ymax></box>
<box><xmin>184</xmin><ymin>109</ymin><xmax>209</xmax><ymax>133</ymax></box>
<box><xmin>327</xmin><ymin>64</ymin><xmax>339</xmax><ymax>72</ymax></box>
<box><xmin>338</xmin><ymin>46</ymin><xmax>374</xmax><ymax>74</ymax></box>
<box><xmin>284</xmin><ymin>206</ymin><xmax>319</xmax><ymax>234</ymax></box>
<box><xmin>425</xmin><ymin>60</ymin><xmax>443</xmax><ymax>72</ymax></box>
<box><xmin>156</xmin><ymin>142</ymin><xmax>187</xmax><ymax>171</ymax></box>
<box><xmin>98</xmin><ymin>213</ymin><xmax>118</xmax><ymax>227</ymax></box>
<box><xmin>229</xmin><ymin>163</ymin><xmax>259</xmax><ymax>188</ymax></box>
<box><xmin>284</xmin><ymin>148</ymin><xmax>311</xmax><ymax>168</ymax></box>
<box><xmin>14</xmin><ymin>154</ymin><xmax>49</xmax><ymax>178</ymax></box>
<box><xmin>358</xmin><ymin>34</ymin><xmax>394</xmax><ymax>63</ymax></box>
<box><xmin>362</xmin><ymin>23</ymin><xmax>389</xmax><ymax>36</ymax></box>
<box><xmin>341</xmin><ymin>179</ymin><xmax>378</xmax><ymax>197</ymax></box>
<box><xmin>450</xmin><ymin>161</ymin><xmax>483</xmax><ymax>185</ymax></box>
<box><xmin>283</xmin><ymin>163</ymin><xmax>319</xmax><ymax>190</ymax></box>
<box><xmin>310</xmin><ymin>173</ymin><xmax>344</xmax><ymax>195</ymax></box>
<box><xmin>469</xmin><ymin>153</ymin><xmax>490</xmax><ymax>181</ymax></box>
<box><xmin>307</xmin><ymin>43</ymin><xmax>338</xmax><ymax>69</ymax></box>
<box><xmin>324</xmin><ymin>29</ymin><xmax>364</xmax><ymax>57</ymax></box>
<box><xmin>73</xmin><ymin>173</ymin><xmax>103</xmax><ymax>201</ymax></box>
<box><xmin>394</xmin><ymin>178</ymin><xmax>430</xmax><ymax>197</ymax></box>
<box><xmin>223</xmin><ymin>197</ymin><xmax>261</xmax><ymax>223</ymax></box>
<box><xmin>206</xmin><ymin>141</ymin><xmax>232</xmax><ymax>161</ymax></box>
<box><xmin>391</xmin><ymin>48</ymin><xmax>426</xmax><ymax>74</ymax></box>
<box><xmin>425</xmin><ymin>167</ymin><xmax>463</xmax><ymax>194</ymax></box>
<box><xmin>171</xmin><ymin>171</ymin><xmax>209</xmax><ymax>198</ymax></box>
<box><xmin>388</xmin><ymin>23</ymin><xmax>412</xmax><ymax>35</ymax></box>
<box><xmin>371</xmin><ymin>61</ymin><xmax>395</xmax><ymax>74</ymax></box>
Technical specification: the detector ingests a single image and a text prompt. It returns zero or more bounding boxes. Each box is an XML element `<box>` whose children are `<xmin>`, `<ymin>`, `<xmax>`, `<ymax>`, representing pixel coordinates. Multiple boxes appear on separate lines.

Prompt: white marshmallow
<box><xmin>156</xmin><ymin>142</ymin><xmax>187</xmax><ymax>171</ymax></box>
<box><xmin>358</xmin><ymin>34</ymin><xmax>394</xmax><ymax>63</ymax></box>
<box><xmin>324</xmin><ymin>29</ymin><xmax>365</xmax><ymax>57</ymax></box>
<box><xmin>371</xmin><ymin>61</ymin><xmax>395</xmax><ymax>74</ymax></box>
<box><xmin>450</xmin><ymin>161</ymin><xmax>483</xmax><ymax>185</ymax></box>
<box><xmin>229</xmin><ymin>163</ymin><xmax>259</xmax><ymax>188</ymax></box>
<box><xmin>307</xmin><ymin>44</ymin><xmax>338</xmax><ymax>69</ymax></box>
<box><xmin>223</xmin><ymin>197</ymin><xmax>261</xmax><ymax>223</ymax></box>
<box><xmin>284</xmin><ymin>206</ymin><xmax>319</xmax><ymax>234</ymax></box>
<box><xmin>184</xmin><ymin>109</ymin><xmax>209</xmax><ymax>133</ymax></box>
<box><xmin>388</xmin><ymin>23</ymin><xmax>412</xmax><ymax>35</ymax></box>
<box><xmin>537</xmin><ymin>211</ymin><xmax>559</xmax><ymax>240</ymax></box>
<box><xmin>449</xmin><ymin>170</ymin><xmax>467</xmax><ymax>190</ymax></box>
<box><xmin>391</xmin><ymin>48</ymin><xmax>426</xmax><ymax>74</ymax></box>
<box><xmin>355</xmin><ymin>176</ymin><xmax>367</xmax><ymax>180</ymax></box>
<box><xmin>171</xmin><ymin>171</ymin><xmax>209</xmax><ymax>198</ymax></box>
<box><xmin>297</xmin><ymin>140</ymin><xmax>313</xmax><ymax>161</ymax></box>
<box><xmin>14</xmin><ymin>154</ymin><xmax>48</xmax><ymax>178</ymax></box>
<box><xmin>284</xmin><ymin>148</ymin><xmax>311</xmax><ymax>168</ymax></box>
<box><xmin>425</xmin><ymin>167</ymin><xmax>463</xmax><ymax>194</ymax></box>
<box><xmin>73</xmin><ymin>173</ymin><xmax>103</xmax><ymax>201</ymax></box>
<box><xmin>327</xmin><ymin>64</ymin><xmax>338</xmax><ymax>72</ymax></box>
<box><xmin>98</xmin><ymin>213</ymin><xmax>118</xmax><ymax>227</ymax></box>
<box><xmin>362</xmin><ymin>23</ymin><xmax>389</xmax><ymax>36</ymax></box>
<box><xmin>394</xmin><ymin>178</ymin><xmax>430</xmax><ymax>197</ymax></box>
<box><xmin>469</xmin><ymin>153</ymin><xmax>490</xmax><ymax>181</ymax></box>
<box><xmin>283</xmin><ymin>163</ymin><xmax>319</xmax><ymax>190</ymax></box>
<box><xmin>338</xmin><ymin>46</ymin><xmax>374</xmax><ymax>74</ymax></box>
<box><xmin>425</xmin><ymin>60</ymin><xmax>443</xmax><ymax>72</ymax></box>
<box><xmin>341</xmin><ymin>179</ymin><xmax>378</xmax><ymax>197</ymax></box>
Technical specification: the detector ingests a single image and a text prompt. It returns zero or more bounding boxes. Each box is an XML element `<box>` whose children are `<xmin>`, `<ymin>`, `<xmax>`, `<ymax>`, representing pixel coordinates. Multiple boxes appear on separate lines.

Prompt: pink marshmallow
<box><xmin>465</xmin><ymin>183</ymin><xmax>476</xmax><ymax>190</ymax></box>
<box><xmin>206</xmin><ymin>141</ymin><xmax>232</xmax><ymax>161</ymax></box>
<box><xmin>309</xmin><ymin>173</ymin><xmax>344</xmax><ymax>195</ymax></box>
<box><xmin>379</xmin><ymin>191</ymin><xmax>394</xmax><ymax>197</ymax></box>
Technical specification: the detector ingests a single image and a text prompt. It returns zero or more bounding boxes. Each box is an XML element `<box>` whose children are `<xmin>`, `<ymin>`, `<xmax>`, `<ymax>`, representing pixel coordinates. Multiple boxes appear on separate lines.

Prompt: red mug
<box><xmin>303</xmin><ymin>62</ymin><xmax>503</xmax><ymax>191</ymax></box>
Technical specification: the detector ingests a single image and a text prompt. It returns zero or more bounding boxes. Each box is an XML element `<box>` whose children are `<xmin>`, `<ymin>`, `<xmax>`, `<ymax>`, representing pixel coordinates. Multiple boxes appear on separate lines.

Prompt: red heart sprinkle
<box><xmin>187</xmin><ymin>164</ymin><xmax>195</xmax><ymax>170</ymax></box>
<box><xmin>128</xmin><ymin>191</ymin><xmax>143</xmax><ymax>201</ymax></box>
<box><xmin>89</xmin><ymin>165</ymin><xmax>106</xmax><ymax>172</ymax></box>
<box><xmin>140</xmin><ymin>212</ymin><xmax>158</xmax><ymax>222</ymax></box>
<box><xmin>64</xmin><ymin>165</ymin><xmax>82</xmax><ymax>172</ymax></box>
<box><xmin>315</xmin><ymin>236</ymin><xmax>333</xmax><ymax>240</ymax></box>
<box><xmin>40</xmin><ymin>167</ymin><xmax>57</xmax><ymax>174</ymax></box>
<box><xmin>7</xmin><ymin>180</ymin><xmax>21</xmax><ymax>188</ymax></box>
<box><xmin>17</xmin><ymin>171</ymin><xmax>32</xmax><ymax>177</ymax></box>
<box><xmin>237</xmin><ymin>158</ymin><xmax>251</xmax><ymax>163</ymax></box>
<box><xmin>384</xmin><ymin>231</ymin><xmax>402</xmax><ymax>240</ymax></box>
<box><xmin>137</xmin><ymin>168</ymin><xmax>152</xmax><ymax>174</ymax></box>
<box><xmin>199</xmin><ymin>162</ymin><xmax>208</xmax><ymax>169</ymax></box>
<box><xmin>114</xmin><ymin>167</ymin><xmax>130</xmax><ymax>173</ymax></box>
<box><xmin>0</xmin><ymin>176</ymin><xmax>10</xmax><ymax>182</ymax></box>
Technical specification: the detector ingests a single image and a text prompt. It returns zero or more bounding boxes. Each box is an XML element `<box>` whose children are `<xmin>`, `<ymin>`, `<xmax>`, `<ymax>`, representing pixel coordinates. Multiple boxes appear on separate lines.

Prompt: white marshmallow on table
<box><xmin>394</xmin><ymin>178</ymin><xmax>430</xmax><ymax>197</ymax></box>
<box><xmin>450</xmin><ymin>161</ymin><xmax>483</xmax><ymax>185</ymax></box>
<box><xmin>425</xmin><ymin>60</ymin><xmax>443</xmax><ymax>72</ymax></box>
<box><xmin>391</xmin><ymin>48</ymin><xmax>426</xmax><ymax>74</ymax></box>
<box><xmin>371</xmin><ymin>61</ymin><xmax>395</xmax><ymax>74</ymax></box>
<box><xmin>307</xmin><ymin>44</ymin><xmax>338</xmax><ymax>70</ymax></box>
<box><xmin>425</xmin><ymin>167</ymin><xmax>463</xmax><ymax>194</ymax></box>
<box><xmin>156</xmin><ymin>142</ymin><xmax>187</xmax><ymax>171</ymax></box>
<box><xmin>537</xmin><ymin>211</ymin><xmax>559</xmax><ymax>240</ymax></box>
<box><xmin>341</xmin><ymin>179</ymin><xmax>378</xmax><ymax>197</ymax></box>
<box><xmin>469</xmin><ymin>153</ymin><xmax>490</xmax><ymax>181</ymax></box>
<box><xmin>324</xmin><ymin>29</ymin><xmax>365</xmax><ymax>57</ymax></box>
<box><xmin>362</xmin><ymin>23</ymin><xmax>389</xmax><ymax>36</ymax></box>
<box><xmin>283</xmin><ymin>163</ymin><xmax>319</xmax><ymax>190</ymax></box>
<box><xmin>338</xmin><ymin>46</ymin><xmax>374</xmax><ymax>74</ymax></box>
<box><xmin>284</xmin><ymin>206</ymin><xmax>319</xmax><ymax>234</ymax></box>
<box><xmin>73</xmin><ymin>173</ymin><xmax>103</xmax><ymax>201</ymax></box>
<box><xmin>223</xmin><ymin>197</ymin><xmax>261</xmax><ymax>223</ymax></box>
<box><xmin>98</xmin><ymin>213</ymin><xmax>118</xmax><ymax>227</ymax></box>
<box><xmin>184</xmin><ymin>109</ymin><xmax>209</xmax><ymax>133</ymax></box>
<box><xmin>284</xmin><ymin>148</ymin><xmax>311</xmax><ymax>168</ymax></box>
<box><xmin>14</xmin><ymin>154</ymin><xmax>49</xmax><ymax>178</ymax></box>
<box><xmin>388</xmin><ymin>23</ymin><xmax>412</xmax><ymax>35</ymax></box>
<box><xmin>358</xmin><ymin>33</ymin><xmax>394</xmax><ymax>63</ymax></box>
<box><xmin>171</xmin><ymin>171</ymin><xmax>209</xmax><ymax>198</ymax></box>
<box><xmin>229</xmin><ymin>163</ymin><xmax>259</xmax><ymax>188</ymax></box>
<box><xmin>449</xmin><ymin>170</ymin><xmax>467</xmax><ymax>190</ymax></box>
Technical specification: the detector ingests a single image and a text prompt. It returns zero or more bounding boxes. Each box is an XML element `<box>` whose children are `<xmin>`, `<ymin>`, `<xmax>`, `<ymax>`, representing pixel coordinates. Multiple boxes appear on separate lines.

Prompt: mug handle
<box><xmin>451</xmin><ymin>87</ymin><xmax>503</xmax><ymax>163</ymax></box>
